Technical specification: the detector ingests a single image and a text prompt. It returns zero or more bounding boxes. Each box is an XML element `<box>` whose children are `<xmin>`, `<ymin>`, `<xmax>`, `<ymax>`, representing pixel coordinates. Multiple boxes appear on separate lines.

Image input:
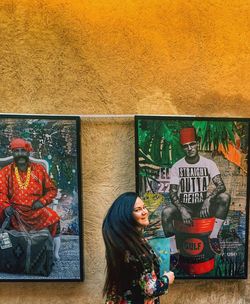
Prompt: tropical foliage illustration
<box><xmin>138</xmin><ymin>119</ymin><xmax>240</xmax><ymax>169</ymax></box>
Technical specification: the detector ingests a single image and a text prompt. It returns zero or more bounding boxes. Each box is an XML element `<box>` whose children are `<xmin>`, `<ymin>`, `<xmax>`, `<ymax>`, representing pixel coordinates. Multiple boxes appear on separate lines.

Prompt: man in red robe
<box><xmin>0</xmin><ymin>138</ymin><xmax>61</xmax><ymax>260</ymax></box>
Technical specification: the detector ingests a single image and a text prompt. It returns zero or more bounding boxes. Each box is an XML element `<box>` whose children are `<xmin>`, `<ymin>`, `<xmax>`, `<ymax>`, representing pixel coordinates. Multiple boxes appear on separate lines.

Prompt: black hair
<box><xmin>102</xmin><ymin>192</ymin><xmax>152</xmax><ymax>297</ymax></box>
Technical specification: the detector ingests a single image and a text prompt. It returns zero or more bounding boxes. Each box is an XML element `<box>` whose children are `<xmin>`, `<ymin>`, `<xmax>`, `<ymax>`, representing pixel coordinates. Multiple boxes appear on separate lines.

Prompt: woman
<box><xmin>102</xmin><ymin>192</ymin><xmax>175</xmax><ymax>304</ymax></box>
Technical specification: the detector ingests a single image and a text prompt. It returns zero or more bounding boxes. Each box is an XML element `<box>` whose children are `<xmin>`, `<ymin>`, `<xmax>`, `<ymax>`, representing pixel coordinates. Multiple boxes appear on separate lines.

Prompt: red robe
<box><xmin>0</xmin><ymin>162</ymin><xmax>60</xmax><ymax>236</ymax></box>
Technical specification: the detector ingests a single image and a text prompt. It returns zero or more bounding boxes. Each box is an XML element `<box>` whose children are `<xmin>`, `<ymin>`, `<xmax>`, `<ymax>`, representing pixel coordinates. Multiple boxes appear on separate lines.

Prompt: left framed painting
<box><xmin>0</xmin><ymin>114</ymin><xmax>83</xmax><ymax>281</ymax></box>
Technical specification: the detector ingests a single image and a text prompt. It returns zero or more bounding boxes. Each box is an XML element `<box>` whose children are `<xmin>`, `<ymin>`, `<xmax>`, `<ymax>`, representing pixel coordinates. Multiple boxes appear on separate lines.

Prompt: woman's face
<box><xmin>132</xmin><ymin>197</ymin><xmax>149</xmax><ymax>227</ymax></box>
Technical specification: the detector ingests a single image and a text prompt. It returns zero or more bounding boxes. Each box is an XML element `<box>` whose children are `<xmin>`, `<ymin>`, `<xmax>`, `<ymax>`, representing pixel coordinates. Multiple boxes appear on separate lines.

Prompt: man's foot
<box><xmin>53</xmin><ymin>236</ymin><xmax>61</xmax><ymax>261</ymax></box>
<box><xmin>54</xmin><ymin>254</ymin><xmax>60</xmax><ymax>262</ymax></box>
<box><xmin>170</xmin><ymin>252</ymin><xmax>179</xmax><ymax>270</ymax></box>
<box><xmin>209</xmin><ymin>238</ymin><xmax>222</xmax><ymax>255</ymax></box>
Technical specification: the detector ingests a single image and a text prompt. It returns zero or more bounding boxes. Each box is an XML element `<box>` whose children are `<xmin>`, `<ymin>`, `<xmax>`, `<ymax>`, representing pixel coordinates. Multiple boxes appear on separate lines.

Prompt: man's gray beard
<box><xmin>14</xmin><ymin>156</ymin><xmax>29</xmax><ymax>165</ymax></box>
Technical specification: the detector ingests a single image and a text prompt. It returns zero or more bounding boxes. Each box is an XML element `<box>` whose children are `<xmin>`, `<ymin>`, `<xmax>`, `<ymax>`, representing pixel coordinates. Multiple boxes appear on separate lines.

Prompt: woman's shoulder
<box><xmin>124</xmin><ymin>250</ymin><xmax>139</xmax><ymax>264</ymax></box>
<box><xmin>124</xmin><ymin>248</ymin><xmax>156</xmax><ymax>272</ymax></box>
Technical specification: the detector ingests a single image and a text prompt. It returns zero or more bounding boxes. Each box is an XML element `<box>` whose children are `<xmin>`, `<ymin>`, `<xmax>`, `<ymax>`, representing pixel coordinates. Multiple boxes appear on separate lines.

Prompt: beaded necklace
<box><xmin>14</xmin><ymin>166</ymin><xmax>31</xmax><ymax>189</ymax></box>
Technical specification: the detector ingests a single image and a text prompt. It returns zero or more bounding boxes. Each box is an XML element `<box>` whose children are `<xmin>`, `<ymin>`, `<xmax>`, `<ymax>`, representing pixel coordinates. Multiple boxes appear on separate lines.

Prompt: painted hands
<box><xmin>180</xmin><ymin>206</ymin><xmax>192</xmax><ymax>225</ymax></box>
<box><xmin>4</xmin><ymin>206</ymin><xmax>14</xmax><ymax>217</ymax></box>
<box><xmin>200</xmin><ymin>198</ymin><xmax>211</xmax><ymax>218</ymax></box>
<box><xmin>32</xmin><ymin>200</ymin><xmax>43</xmax><ymax>210</ymax></box>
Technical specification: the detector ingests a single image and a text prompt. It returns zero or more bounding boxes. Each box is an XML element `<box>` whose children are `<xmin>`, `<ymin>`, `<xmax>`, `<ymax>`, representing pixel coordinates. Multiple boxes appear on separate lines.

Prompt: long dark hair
<box><xmin>102</xmin><ymin>192</ymin><xmax>152</xmax><ymax>297</ymax></box>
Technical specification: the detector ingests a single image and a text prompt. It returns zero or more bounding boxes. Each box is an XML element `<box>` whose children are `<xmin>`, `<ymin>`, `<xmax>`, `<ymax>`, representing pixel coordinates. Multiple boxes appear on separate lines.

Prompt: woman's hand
<box><xmin>164</xmin><ymin>271</ymin><xmax>175</xmax><ymax>284</ymax></box>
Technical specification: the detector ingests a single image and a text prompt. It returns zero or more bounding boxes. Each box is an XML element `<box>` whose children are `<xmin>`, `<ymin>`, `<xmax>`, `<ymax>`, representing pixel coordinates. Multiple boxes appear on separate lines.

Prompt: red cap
<box><xmin>180</xmin><ymin>128</ymin><xmax>196</xmax><ymax>145</ymax></box>
<box><xmin>10</xmin><ymin>138</ymin><xmax>33</xmax><ymax>152</ymax></box>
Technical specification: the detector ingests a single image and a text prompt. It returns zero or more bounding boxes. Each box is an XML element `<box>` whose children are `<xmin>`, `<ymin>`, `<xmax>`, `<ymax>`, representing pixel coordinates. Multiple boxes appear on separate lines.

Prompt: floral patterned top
<box><xmin>105</xmin><ymin>241</ymin><xmax>169</xmax><ymax>304</ymax></box>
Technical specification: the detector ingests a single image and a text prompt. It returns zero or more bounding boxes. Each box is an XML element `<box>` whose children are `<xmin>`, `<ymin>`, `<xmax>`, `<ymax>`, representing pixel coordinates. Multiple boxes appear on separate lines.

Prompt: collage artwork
<box><xmin>136</xmin><ymin>116</ymin><xmax>249</xmax><ymax>279</ymax></box>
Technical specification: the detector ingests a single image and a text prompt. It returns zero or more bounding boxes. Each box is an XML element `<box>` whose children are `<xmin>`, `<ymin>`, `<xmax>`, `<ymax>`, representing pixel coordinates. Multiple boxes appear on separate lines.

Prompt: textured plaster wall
<box><xmin>0</xmin><ymin>0</ymin><xmax>249</xmax><ymax>303</ymax></box>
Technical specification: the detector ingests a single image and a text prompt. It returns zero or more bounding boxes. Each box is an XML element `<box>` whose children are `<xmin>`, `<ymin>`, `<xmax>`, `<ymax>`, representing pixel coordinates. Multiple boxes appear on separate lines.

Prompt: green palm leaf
<box><xmin>192</xmin><ymin>120</ymin><xmax>237</xmax><ymax>151</ymax></box>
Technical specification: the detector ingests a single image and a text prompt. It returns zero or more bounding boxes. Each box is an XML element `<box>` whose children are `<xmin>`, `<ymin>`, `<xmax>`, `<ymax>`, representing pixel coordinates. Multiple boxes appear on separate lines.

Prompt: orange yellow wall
<box><xmin>0</xmin><ymin>1</ymin><xmax>249</xmax><ymax>303</ymax></box>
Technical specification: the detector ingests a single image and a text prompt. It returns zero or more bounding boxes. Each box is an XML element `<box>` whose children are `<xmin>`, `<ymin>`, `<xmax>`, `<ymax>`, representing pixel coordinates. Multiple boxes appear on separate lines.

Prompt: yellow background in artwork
<box><xmin>0</xmin><ymin>1</ymin><xmax>249</xmax><ymax>303</ymax></box>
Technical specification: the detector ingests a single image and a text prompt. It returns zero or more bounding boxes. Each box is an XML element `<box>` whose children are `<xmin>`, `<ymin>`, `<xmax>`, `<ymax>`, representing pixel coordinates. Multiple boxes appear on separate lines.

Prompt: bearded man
<box><xmin>0</xmin><ymin>138</ymin><xmax>61</xmax><ymax>260</ymax></box>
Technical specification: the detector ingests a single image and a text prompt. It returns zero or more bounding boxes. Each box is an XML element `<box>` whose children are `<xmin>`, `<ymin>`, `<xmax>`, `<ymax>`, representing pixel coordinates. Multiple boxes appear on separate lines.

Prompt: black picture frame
<box><xmin>135</xmin><ymin>115</ymin><xmax>249</xmax><ymax>279</ymax></box>
<box><xmin>0</xmin><ymin>114</ymin><xmax>83</xmax><ymax>282</ymax></box>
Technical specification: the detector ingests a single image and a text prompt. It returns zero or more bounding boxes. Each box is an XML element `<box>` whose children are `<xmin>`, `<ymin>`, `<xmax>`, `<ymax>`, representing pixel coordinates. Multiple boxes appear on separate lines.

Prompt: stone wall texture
<box><xmin>0</xmin><ymin>0</ymin><xmax>249</xmax><ymax>303</ymax></box>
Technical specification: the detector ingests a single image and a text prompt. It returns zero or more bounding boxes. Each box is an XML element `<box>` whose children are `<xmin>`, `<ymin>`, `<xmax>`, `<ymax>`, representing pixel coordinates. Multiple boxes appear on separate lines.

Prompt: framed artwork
<box><xmin>135</xmin><ymin>115</ymin><xmax>249</xmax><ymax>279</ymax></box>
<box><xmin>0</xmin><ymin>114</ymin><xmax>83</xmax><ymax>281</ymax></box>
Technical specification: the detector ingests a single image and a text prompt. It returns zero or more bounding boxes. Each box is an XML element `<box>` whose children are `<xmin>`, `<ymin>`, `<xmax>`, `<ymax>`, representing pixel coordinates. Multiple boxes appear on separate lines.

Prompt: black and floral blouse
<box><xmin>105</xmin><ymin>241</ymin><xmax>169</xmax><ymax>304</ymax></box>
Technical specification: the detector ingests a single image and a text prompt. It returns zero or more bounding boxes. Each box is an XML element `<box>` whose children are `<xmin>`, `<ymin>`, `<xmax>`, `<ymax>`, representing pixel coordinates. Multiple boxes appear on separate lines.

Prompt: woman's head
<box><xmin>102</xmin><ymin>192</ymin><xmax>149</xmax><ymax>238</ymax></box>
<box><xmin>102</xmin><ymin>192</ymin><xmax>148</xmax><ymax>294</ymax></box>
<box><xmin>102</xmin><ymin>192</ymin><xmax>150</xmax><ymax>296</ymax></box>
<box><xmin>132</xmin><ymin>197</ymin><xmax>149</xmax><ymax>228</ymax></box>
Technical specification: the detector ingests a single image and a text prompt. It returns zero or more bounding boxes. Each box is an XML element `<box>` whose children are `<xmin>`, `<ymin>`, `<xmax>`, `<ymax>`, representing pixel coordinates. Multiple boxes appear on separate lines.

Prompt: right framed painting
<box><xmin>135</xmin><ymin>116</ymin><xmax>249</xmax><ymax>279</ymax></box>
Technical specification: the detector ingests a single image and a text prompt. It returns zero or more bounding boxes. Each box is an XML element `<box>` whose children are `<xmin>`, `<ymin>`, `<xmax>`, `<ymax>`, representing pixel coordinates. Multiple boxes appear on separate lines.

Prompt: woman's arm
<box><xmin>139</xmin><ymin>269</ymin><xmax>169</xmax><ymax>298</ymax></box>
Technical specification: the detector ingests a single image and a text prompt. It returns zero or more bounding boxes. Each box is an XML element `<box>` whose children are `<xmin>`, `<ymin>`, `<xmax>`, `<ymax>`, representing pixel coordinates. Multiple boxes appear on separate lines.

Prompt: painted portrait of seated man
<box><xmin>0</xmin><ymin>138</ymin><xmax>61</xmax><ymax>260</ymax></box>
<box><xmin>161</xmin><ymin>127</ymin><xmax>231</xmax><ymax>267</ymax></box>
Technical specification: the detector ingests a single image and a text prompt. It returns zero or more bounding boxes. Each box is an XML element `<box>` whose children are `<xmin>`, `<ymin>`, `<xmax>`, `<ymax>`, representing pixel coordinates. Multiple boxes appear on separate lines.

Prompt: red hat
<box><xmin>10</xmin><ymin>138</ymin><xmax>33</xmax><ymax>152</ymax></box>
<box><xmin>180</xmin><ymin>128</ymin><xmax>196</xmax><ymax>145</ymax></box>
